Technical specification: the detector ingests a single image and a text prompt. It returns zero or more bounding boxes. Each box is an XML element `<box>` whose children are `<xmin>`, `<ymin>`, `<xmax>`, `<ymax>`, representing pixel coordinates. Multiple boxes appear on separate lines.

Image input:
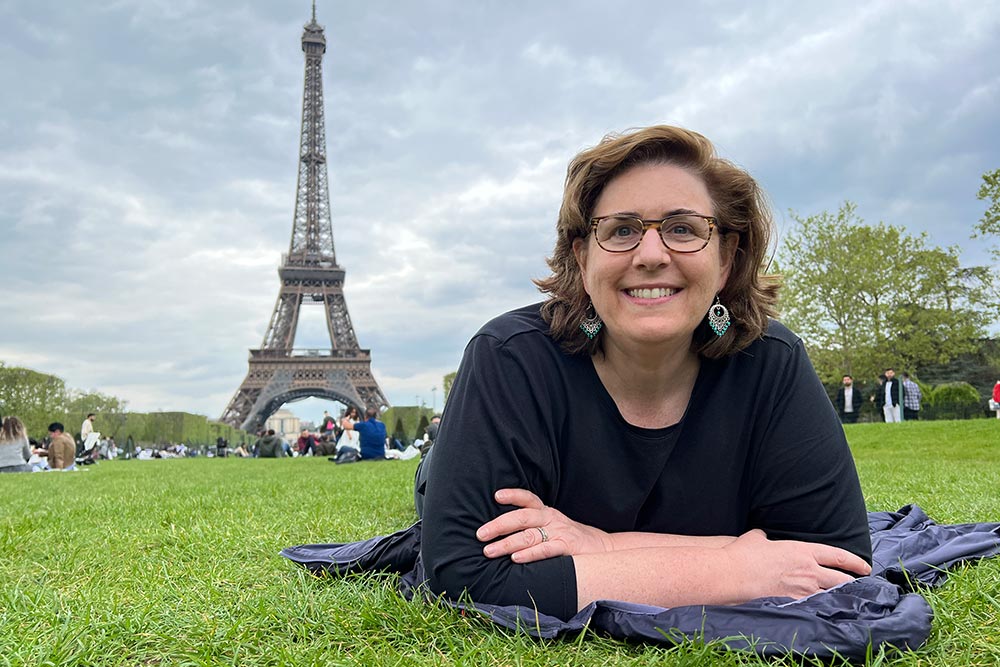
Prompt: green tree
<box><xmin>778</xmin><ymin>202</ymin><xmax>996</xmax><ymax>384</ymax></box>
<box><xmin>66</xmin><ymin>390</ymin><xmax>129</xmax><ymax>439</ymax></box>
<box><xmin>0</xmin><ymin>362</ymin><xmax>68</xmax><ymax>437</ymax></box>
<box><xmin>975</xmin><ymin>168</ymin><xmax>1000</xmax><ymax>260</ymax></box>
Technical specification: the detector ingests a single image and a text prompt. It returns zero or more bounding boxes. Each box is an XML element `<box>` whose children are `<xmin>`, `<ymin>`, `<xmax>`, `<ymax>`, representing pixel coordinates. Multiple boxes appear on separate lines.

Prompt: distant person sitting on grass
<box><xmin>257</xmin><ymin>430</ymin><xmax>286</xmax><ymax>458</ymax></box>
<box><xmin>45</xmin><ymin>422</ymin><xmax>77</xmax><ymax>470</ymax></box>
<box><xmin>0</xmin><ymin>416</ymin><xmax>33</xmax><ymax>473</ymax></box>
<box><xmin>335</xmin><ymin>407</ymin><xmax>386</xmax><ymax>464</ymax></box>
<box><xmin>296</xmin><ymin>429</ymin><xmax>316</xmax><ymax>457</ymax></box>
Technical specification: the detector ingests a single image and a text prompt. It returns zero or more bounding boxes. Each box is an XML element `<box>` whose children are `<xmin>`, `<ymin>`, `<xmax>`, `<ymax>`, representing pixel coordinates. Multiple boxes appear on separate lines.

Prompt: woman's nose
<box><xmin>632</xmin><ymin>227</ymin><xmax>670</xmax><ymax>268</ymax></box>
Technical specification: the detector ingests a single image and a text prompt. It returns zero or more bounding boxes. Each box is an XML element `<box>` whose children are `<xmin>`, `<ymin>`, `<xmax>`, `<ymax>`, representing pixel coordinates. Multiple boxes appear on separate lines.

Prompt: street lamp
<box><xmin>432</xmin><ymin>386</ymin><xmax>437</xmax><ymax>412</ymax></box>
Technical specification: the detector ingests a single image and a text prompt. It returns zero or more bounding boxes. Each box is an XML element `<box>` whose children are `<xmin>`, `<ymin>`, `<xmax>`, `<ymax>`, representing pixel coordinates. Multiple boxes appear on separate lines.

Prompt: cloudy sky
<box><xmin>2</xmin><ymin>0</ymin><xmax>998</xmax><ymax>422</ymax></box>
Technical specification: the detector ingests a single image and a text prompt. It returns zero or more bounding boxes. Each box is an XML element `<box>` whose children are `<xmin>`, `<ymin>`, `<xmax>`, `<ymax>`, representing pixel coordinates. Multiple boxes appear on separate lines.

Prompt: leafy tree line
<box><xmin>975</xmin><ymin>167</ymin><xmax>1000</xmax><ymax>261</ymax></box>
<box><xmin>776</xmin><ymin>188</ymin><xmax>1000</xmax><ymax>408</ymax></box>
<box><xmin>0</xmin><ymin>362</ymin><xmax>244</xmax><ymax>445</ymax></box>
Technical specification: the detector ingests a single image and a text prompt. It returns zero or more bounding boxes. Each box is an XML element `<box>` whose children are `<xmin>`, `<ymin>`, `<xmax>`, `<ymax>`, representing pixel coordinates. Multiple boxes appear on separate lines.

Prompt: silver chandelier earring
<box><xmin>579</xmin><ymin>300</ymin><xmax>603</xmax><ymax>339</ymax></box>
<box><xmin>707</xmin><ymin>296</ymin><xmax>731</xmax><ymax>337</ymax></box>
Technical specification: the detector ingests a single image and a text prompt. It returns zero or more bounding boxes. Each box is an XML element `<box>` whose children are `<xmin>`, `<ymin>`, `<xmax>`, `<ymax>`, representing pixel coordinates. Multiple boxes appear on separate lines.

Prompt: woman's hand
<box><xmin>476</xmin><ymin>488</ymin><xmax>613</xmax><ymax>563</ymax></box>
<box><xmin>722</xmin><ymin>529</ymin><xmax>872</xmax><ymax>600</ymax></box>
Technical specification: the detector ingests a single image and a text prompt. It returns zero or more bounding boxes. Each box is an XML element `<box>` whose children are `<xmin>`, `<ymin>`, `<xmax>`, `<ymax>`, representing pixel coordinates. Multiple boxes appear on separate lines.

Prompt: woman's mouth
<box><xmin>625</xmin><ymin>287</ymin><xmax>679</xmax><ymax>299</ymax></box>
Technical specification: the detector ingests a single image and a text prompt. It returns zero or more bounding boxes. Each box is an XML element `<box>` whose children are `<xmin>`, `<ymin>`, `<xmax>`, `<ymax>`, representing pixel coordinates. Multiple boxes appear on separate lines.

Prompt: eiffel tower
<box><xmin>221</xmin><ymin>3</ymin><xmax>389</xmax><ymax>432</ymax></box>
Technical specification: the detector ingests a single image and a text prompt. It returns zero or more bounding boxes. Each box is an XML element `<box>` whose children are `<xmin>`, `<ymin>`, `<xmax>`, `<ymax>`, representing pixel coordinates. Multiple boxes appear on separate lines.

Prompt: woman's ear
<box><xmin>718</xmin><ymin>232</ymin><xmax>739</xmax><ymax>288</ymax></box>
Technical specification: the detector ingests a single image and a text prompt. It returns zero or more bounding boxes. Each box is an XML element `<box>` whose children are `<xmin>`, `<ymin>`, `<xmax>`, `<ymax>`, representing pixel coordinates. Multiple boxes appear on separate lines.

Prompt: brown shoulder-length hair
<box><xmin>534</xmin><ymin>125</ymin><xmax>780</xmax><ymax>358</ymax></box>
<box><xmin>0</xmin><ymin>416</ymin><xmax>27</xmax><ymax>443</ymax></box>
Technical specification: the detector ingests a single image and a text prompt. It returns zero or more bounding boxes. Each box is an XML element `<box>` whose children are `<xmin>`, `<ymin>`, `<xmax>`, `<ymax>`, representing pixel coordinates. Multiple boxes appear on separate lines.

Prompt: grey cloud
<box><xmin>2</xmin><ymin>0</ymin><xmax>997</xmax><ymax>417</ymax></box>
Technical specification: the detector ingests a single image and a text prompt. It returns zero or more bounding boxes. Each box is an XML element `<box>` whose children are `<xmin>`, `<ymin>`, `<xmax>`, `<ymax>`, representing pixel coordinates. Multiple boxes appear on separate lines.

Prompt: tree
<box><xmin>778</xmin><ymin>202</ymin><xmax>997</xmax><ymax>384</ymax></box>
<box><xmin>66</xmin><ymin>390</ymin><xmax>129</xmax><ymax>439</ymax></box>
<box><xmin>0</xmin><ymin>362</ymin><xmax>68</xmax><ymax>437</ymax></box>
<box><xmin>975</xmin><ymin>168</ymin><xmax>1000</xmax><ymax>260</ymax></box>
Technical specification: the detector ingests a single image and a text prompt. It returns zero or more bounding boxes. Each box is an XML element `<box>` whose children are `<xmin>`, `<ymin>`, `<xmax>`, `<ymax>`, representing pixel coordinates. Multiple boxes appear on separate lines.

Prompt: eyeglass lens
<box><xmin>594</xmin><ymin>215</ymin><xmax>712</xmax><ymax>252</ymax></box>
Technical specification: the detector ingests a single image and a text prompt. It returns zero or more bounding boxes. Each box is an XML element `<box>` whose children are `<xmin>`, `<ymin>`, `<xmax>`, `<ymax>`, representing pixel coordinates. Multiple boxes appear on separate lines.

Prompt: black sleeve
<box><xmin>420</xmin><ymin>333</ymin><xmax>578</xmax><ymax>619</ymax></box>
<box><xmin>747</xmin><ymin>339</ymin><xmax>872</xmax><ymax>563</ymax></box>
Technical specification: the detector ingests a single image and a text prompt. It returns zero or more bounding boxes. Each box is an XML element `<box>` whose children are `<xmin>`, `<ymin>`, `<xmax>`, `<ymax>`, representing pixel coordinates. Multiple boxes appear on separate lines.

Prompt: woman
<box><xmin>0</xmin><ymin>416</ymin><xmax>34</xmax><ymax>473</ymax></box>
<box><xmin>420</xmin><ymin>126</ymin><xmax>871</xmax><ymax>621</ymax></box>
<box><xmin>335</xmin><ymin>406</ymin><xmax>361</xmax><ymax>453</ymax></box>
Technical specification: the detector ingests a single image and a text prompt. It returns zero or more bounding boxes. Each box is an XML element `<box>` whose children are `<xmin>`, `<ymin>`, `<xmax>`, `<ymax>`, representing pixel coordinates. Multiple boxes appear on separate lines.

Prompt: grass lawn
<box><xmin>2</xmin><ymin>420</ymin><xmax>999</xmax><ymax>666</ymax></box>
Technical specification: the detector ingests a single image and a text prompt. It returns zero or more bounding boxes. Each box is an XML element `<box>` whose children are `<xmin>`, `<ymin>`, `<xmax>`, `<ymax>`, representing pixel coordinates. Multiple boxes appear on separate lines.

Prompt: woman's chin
<box><xmin>605</xmin><ymin>325</ymin><xmax>693</xmax><ymax>349</ymax></box>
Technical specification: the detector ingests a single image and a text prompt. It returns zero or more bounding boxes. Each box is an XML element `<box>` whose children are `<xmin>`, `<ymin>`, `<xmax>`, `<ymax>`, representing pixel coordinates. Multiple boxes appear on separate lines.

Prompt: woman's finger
<box><xmin>815</xmin><ymin>567</ymin><xmax>855</xmax><ymax>592</ymax></box>
<box><xmin>484</xmin><ymin>526</ymin><xmax>556</xmax><ymax>559</ymax></box>
<box><xmin>494</xmin><ymin>488</ymin><xmax>545</xmax><ymax>509</ymax></box>
<box><xmin>476</xmin><ymin>507</ymin><xmax>547</xmax><ymax>541</ymax></box>
<box><xmin>812</xmin><ymin>544</ymin><xmax>872</xmax><ymax>577</ymax></box>
<box><xmin>509</xmin><ymin>542</ymin><xmax>559</xmax><ymax>564</ymax></box>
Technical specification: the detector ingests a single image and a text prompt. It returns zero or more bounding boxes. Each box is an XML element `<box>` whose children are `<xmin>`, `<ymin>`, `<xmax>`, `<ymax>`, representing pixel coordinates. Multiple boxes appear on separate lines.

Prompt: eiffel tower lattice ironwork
<box><xmin>221</xmin><ymin>5</ymin><xmax>389</xmax><ymax>432</ymax></box>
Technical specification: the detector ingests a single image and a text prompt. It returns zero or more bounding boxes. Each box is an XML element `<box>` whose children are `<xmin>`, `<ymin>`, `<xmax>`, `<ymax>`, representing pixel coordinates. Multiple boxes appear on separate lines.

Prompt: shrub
<box><xmin>926</xmin><ymin>381</ymin><xmax>983</xmax><ymax>419</ymax></box>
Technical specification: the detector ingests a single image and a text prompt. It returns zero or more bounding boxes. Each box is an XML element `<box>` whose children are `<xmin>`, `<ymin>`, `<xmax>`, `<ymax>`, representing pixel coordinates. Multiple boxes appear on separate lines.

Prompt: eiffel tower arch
<box><xmin>221</xmin><ymin>4</ymin><xmax>389</xmax><ymax>433</ymax></box>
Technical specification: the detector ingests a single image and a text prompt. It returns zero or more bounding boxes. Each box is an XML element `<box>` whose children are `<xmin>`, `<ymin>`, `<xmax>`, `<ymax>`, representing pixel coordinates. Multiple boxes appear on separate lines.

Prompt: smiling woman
<box><xmin>419</xmin><ymin>125</ymin><xmax>872</xmax><ymax>621</ymax></box>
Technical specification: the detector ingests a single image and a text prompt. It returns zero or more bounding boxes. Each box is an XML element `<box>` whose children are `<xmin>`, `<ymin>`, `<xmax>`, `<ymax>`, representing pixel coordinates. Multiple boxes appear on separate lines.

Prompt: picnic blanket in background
<box><xmin>281</xmin><ymin>505</ymin><xmax>1000</xmax><ymax>660</ymax></box>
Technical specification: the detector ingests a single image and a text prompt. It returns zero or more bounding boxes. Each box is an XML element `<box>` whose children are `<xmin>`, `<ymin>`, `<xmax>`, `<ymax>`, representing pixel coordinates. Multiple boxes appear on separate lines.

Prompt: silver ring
<box><xmin>537</xmin><ymin>527</ymin><xmax>549</xmax><ymax>543</ymax></box>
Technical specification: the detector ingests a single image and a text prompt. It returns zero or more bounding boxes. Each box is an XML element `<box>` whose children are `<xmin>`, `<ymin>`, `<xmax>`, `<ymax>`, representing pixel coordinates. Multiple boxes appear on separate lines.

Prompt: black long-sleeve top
<box><xmin>421</xmin><ymin>303</ymin><xmax>871</xmax><ymax>620</ymax></box>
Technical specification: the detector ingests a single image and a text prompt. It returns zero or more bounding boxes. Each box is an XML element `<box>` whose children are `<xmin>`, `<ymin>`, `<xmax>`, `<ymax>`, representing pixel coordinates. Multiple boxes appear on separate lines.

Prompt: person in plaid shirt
<box><xmin>901</xmin><ymin>372</ymin><xmax>922</xmax><ymax>421</ymax></box>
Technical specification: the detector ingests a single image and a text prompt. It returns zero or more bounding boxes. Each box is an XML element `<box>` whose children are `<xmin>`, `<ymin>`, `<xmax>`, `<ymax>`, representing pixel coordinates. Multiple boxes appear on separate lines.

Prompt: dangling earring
<box><xmin>579</xmin><ymin>300</ymin><xmax>603</xmax><ymax>339</ymax></box>
<box><xmin>707</xmin><ymin>296</ymin><xmax>730</xmax><ymax>337</ymax></box>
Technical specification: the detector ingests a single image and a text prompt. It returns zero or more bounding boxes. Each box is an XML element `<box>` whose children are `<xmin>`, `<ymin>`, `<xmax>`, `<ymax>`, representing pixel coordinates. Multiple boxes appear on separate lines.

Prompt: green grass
<box><xmin>1</xmin><ymin>421</ymin><xmax>999</xmax><ymax>666</ymax></box>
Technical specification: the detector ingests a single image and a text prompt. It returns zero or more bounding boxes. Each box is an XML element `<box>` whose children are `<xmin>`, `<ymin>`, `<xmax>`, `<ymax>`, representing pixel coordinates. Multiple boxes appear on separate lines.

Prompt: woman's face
<box><xmin>573</xmin><ymin>162</ymin><xmax>736</xmax><ymax>352</ymax></box>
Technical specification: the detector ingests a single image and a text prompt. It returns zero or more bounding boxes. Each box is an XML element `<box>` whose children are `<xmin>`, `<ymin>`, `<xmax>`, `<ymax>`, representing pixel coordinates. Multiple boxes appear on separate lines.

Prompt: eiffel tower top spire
<box><xmin>291</xmin><ymin>1</ymin><xmax>332</xmax><ymax>266</ymax></box>
<box><xmin>302</xmin><ymin>1</ymin><xmax>325</xmax><ymax>50</ymax></box>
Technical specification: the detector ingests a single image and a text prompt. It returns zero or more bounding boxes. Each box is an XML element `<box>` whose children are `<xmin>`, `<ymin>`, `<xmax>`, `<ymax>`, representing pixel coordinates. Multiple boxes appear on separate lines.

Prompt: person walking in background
<box><xmin>0</xmin><ymin>416</ymin><xmax>33</xmax><ymax>473</ymax></box>
<box><xmin>901</xmin><ymin>373</ymin><xmax>922</xmax><ymax>421</ymax></box>
<box><xmin>80</xmin><ymin>413</ymin><xmax>98</xmax><ymax>454</ymax></box>
<box><xmin>876</xmin><ymin>368</ymin><xmax>902</xmax><ymax>423</ymax></box>
<box><xmin>835</xmin><ymin>375</ymin><xmax>863</xmax><ymax>424</ymax></box>
<box><xmin>81</xmin><ymin>413</ymin><xmax>95</xmax><ymax>441</ymax></box>
<box><xmin>992</xmin><ymin>380</ymin><xmax>1000</xmax><ymax>419</ymax></box>
<box><xmin>321</xmin><ymin>410</ymin><xmax>336</xmax><ymax>437</ymax></box>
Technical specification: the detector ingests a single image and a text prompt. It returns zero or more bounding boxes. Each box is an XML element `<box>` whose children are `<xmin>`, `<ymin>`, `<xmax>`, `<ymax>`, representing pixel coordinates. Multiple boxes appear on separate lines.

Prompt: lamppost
<box><xmin>432</xmin><ymin>386</ymin><xmax>437</xmax><ymax>413</ymax></box>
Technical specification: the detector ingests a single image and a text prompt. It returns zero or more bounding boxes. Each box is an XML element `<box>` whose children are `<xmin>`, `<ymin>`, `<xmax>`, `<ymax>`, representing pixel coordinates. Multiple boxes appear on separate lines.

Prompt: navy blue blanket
<box><xmin>281</xmin><ymin>505</ymin><xmax>1000</xmax><ymax>660</ymax></box>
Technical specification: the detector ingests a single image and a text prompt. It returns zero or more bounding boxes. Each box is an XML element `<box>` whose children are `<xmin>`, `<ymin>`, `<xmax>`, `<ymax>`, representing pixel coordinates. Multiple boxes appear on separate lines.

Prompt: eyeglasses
<box><xmin>589</xmin><ymin>213</ymin><xmax>716</xmax><ymax>253</ymax></box>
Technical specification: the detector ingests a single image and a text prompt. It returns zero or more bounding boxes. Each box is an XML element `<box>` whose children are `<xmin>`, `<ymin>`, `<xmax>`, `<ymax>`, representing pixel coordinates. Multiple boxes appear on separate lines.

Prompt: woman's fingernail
<box><xmin>483</xmin><ymin>545</ymin><xmax>496</xmax><ymax>557</ymax></box>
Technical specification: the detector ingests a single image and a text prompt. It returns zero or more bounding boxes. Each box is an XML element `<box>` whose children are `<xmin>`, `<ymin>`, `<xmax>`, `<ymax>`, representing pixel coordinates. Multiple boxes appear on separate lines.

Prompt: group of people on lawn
<box><xmin>250</xmin><ymin>407</ymin><xmax>433</xmax><ymax>465</ymax></box>
<box><xmin>0</xmin><ymin>413</ymin><xmax>103</xmax><ymax>473</ymax></box>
